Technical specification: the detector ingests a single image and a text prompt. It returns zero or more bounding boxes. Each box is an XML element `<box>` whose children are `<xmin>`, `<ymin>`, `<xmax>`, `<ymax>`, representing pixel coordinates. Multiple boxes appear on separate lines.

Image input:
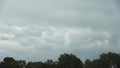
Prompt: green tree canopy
<box><xmin>85</xmin><ymin>59</ymin><xmax>92</xmax><ymax>68</ymax></box>
<box><xmin>99</xmin><ymin>52</ymin><xmax>120</xmax><ymax>68</ymax></box>
<box><xmin>3</xmin><ymin>57</ymin><xmax>15</xmax><ymax>63</ymax></box>
<box><xmin>57</xmin><ymin>53</ymin><xmax>83</xmax><ymax>68</ymax></box>
<box><xmin>85</xmin><ymin>52</ymin><xmax>120</xmax><ymax>68</ymax></box>
<box><xmin>0</xmin><ymin>57</ymin><xmax>26</xmax><ymax>68</ymax></box>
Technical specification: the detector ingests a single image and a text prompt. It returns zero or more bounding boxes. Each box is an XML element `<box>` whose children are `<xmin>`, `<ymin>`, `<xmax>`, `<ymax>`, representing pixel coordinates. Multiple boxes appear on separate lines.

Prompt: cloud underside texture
<box><xmin>0</xmin><ymin>0</ymin><xmax>120</xmax><ymax>62</ymax></box>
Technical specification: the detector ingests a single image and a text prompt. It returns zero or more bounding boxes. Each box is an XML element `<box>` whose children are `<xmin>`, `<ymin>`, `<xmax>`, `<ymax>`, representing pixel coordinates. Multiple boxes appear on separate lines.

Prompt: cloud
<box><xmin>0</xmin><ymin>0</ymin><xmax>120</xmax><ymax>62</ymax></box>
<box><xmin>1</xmin><ymin>0</ymin><xmax>119</xmax><ymax>27</ymax></box>
<box><xmin>0</xmin><ymin>25</ymin><xmax>118</xmax><ymax>61</ymax></box>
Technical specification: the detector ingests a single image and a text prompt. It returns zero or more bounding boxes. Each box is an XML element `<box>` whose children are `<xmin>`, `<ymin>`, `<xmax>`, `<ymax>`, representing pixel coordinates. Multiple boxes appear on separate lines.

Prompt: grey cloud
<box><xmin>1</xmin><ymin>0</ymin><xmax>119</xmax><ymax>28</ymax></box>
<box><xmin>0</xmin><ymin>0</ymin><xmax>120</xmax><ymax>62</ymax></box>
<box><xmin>0</xmin><ymin>34</ymin><xmax>14</xmax><ymax>40</ymax></box>
<box><xmin>0</xmin><ymin>24</ymin><xmax>119</xmax><ymax>62</ymax></box>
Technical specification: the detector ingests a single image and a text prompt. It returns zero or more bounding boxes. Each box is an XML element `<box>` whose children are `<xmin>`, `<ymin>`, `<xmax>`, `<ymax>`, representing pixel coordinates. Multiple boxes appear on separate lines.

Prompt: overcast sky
<box><xmin>0</xmin><ymin>0</ymin><xmax>120</xmax><ymax>62</ymax></box>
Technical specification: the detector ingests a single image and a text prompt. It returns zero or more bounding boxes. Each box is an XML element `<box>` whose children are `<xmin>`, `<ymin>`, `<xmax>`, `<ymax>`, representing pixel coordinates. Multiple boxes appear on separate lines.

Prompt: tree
<box><xmin>99</xmin><ymin>52</ymin><xmax>120</xmax><ymax>68</ymax></box>
<box><xmin>92</xmin><ymin>59</ymin><xmax>107</xmax><ymax>68</ymax></box>
<box><xmin>44</xmin><ymin>59</ymin><xmax>57</xmax><ymax>68</ymax></box>
<box><xmin>57</xmin><ymin>53</ymin><xmax>83</xmax><ymax>68</ymax></box>
<box><xmin>26</xmin><ymin>62</ymin><xmax>45</xmax><ymax>68</ymax></box>
<box><xmin>0</xmin><ymin>57</ymin><xmax>26</xmax><ymax>68</ymax></box>
<box><xmin>4</xmin><ymin>57</ymin><xmax>15</xmax><ymax>63</ymax></box>
<box><xmin>84</xmin><ymin>52</ymin><xmax>120</xmax><ymax>68</ymax></box>
<box><xmin>85</xmin><ymin>59</ymin><xmax>92</xmax><ymax>68</ymax></box>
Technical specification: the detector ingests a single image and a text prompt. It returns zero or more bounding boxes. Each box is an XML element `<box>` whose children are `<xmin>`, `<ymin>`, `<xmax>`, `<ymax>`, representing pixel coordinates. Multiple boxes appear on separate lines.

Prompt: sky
<box><xmin>0</xmin><ymin>0</ymin><xmax>120</xmax><ymax>62</ymax></box>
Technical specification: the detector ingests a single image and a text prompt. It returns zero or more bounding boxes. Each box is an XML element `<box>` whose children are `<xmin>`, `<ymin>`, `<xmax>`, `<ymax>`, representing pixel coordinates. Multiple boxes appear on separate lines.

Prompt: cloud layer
<box><xmin>0</xmin><ymin>0</ymin><xmax>120</xmax><ymax>62</ymax></box>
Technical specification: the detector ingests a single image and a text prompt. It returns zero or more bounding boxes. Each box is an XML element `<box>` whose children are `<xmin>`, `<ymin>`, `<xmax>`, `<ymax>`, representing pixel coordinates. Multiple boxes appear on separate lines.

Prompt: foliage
<box><xmin>85</xmin><ymin>52</ymin><xmax>120</xmax><ymax>68</ymax></box>
<box><xmin>84</xmin><ymin>59</ymin><xmax>92</xmax><ymax>68</ymax></box>
<box><xmin>57</xmin><ymin>53</ymin><xmax>83</xmax><ymax>68</ymax></box>
<box><xmin>0</xmin><ymin>57</ymin><xmax>25</xmax><ymax>68</ymax></box>
<box><xmin>0</xmin><ymin>52</ymin><xmax>120</xmax><ymax>68</ymax></box>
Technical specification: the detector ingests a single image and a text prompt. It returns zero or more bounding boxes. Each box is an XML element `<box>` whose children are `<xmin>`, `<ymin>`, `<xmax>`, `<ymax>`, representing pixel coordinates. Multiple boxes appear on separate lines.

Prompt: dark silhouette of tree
<box><xmin>84</xmin><ymin>59</ymin><xmax>92</xmax><ymax>68</ymax></box>
<box><xmin>0</xmin><ymin>52</ymin><xmax>120</xmax><ymax>68</ymax></box>
<box><xmin>85</xmin><ymin>52</ymin><xmax>120</xmax><ymax>68</ymax></box>
<box><xmin>44</xmin><ymin>59</ymin><xmax>57</xmax><ymax>68</ymax></box>
<box><xmin>57</xmin><ymin>53</ymin><xmax>83</xmax><ymax>68</ymax></box>
<box><xmin>26</xmin><ymin>62</ymin><xmax>46</xmax><ymax>68</ymax></box>
<box><xmin>99</xmin><ymin>52</ymin><xmax>120</xmax><ymax>68</ymax></box>
<box><xmin>0</xmin><ymin>57</ymin><xmax>26</xmax><ymax>68</ymax></box>
<box><xmin>3</xmin><ymin>57</ymin><xmax>15</xmax><ymax>63</ymax></box>
<box><xmin>92</xmin><ymin>59</ymin><xmax>106</xmax><ymax>68</ymax></box>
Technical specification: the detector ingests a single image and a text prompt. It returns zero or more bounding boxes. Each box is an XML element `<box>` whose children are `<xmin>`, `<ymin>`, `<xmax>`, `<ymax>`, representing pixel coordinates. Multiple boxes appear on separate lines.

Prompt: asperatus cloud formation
<box><xmin>0</xmin><ymin>0</ymin><xmax>120</xmax><ymax>62</ymax></box>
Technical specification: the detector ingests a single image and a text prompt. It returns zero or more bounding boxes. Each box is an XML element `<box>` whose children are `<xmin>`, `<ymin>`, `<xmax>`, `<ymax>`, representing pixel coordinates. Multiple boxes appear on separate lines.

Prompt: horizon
<box><xmin>0</xmin><ymin>51</ymin><xmax>119</xmax><ymax>63</ymax></box>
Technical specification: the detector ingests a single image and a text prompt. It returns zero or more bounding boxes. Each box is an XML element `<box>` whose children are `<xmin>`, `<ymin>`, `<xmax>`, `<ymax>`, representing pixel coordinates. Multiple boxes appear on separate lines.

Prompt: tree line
<box><xmin>0</xmin><ymin>52</ymin><xmax>120</xmax><ymax>68</ymax></box>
